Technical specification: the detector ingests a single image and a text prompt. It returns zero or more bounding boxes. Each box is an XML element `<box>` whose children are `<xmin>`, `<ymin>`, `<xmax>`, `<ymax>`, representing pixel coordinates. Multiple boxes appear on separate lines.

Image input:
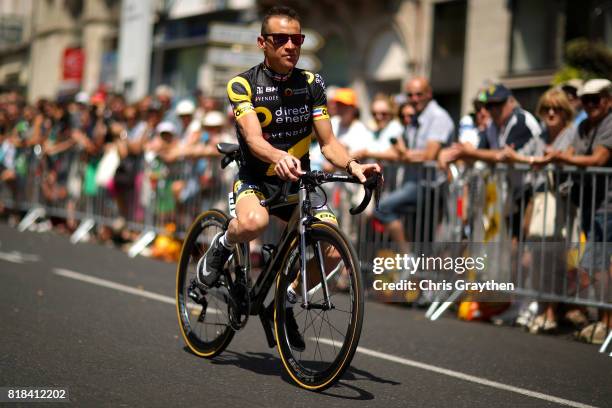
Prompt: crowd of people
<box><xmin>0</xmin><ymin>74</ymin><xmax>610</xmax><ymax>344</ymax></box>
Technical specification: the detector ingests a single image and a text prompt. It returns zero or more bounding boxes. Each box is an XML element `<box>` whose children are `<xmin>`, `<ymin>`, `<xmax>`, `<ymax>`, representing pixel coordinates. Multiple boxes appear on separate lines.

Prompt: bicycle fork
<box><xmin>298</xmin><ymin>187</ymin><xmax>333</xmax><ymax>311</ymax></box>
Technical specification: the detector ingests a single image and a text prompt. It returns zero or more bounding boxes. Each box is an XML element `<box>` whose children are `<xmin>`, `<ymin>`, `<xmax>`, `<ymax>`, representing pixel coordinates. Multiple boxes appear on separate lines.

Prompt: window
<box><xmin>510</xmin><ymin>0</ymin><xmax>562</xmax><ymax>73</ymax></box>
<box><xmin>317</xmin><ymin>34</ymin><xmax>350</xmax><ymax>87</ymax></box>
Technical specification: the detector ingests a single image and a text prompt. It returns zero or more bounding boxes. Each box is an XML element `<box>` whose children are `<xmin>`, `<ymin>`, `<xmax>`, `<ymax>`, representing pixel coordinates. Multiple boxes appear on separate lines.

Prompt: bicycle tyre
<box><xmin>176</xmin><ymin>209</ymin><xmax>235</xmax><ymax>358</ymax></box>
<box><xmin>274</xmin><ymin>221</ymin><xmax>364</xmax><ymax>391</ymax></box>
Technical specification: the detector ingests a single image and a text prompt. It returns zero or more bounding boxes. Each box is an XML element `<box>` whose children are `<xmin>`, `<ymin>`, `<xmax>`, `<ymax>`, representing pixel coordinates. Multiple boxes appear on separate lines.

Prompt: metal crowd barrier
<box><xmin>2</xmin><ymin>147</ymin><xmax>611</xmax><ymax>352</ymax></box>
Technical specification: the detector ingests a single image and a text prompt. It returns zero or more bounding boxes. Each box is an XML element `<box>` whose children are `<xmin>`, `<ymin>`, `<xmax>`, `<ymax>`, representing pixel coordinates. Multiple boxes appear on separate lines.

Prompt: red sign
<box><xmin>62</xmin><ymin>48</ymin><xmax>85</xmax><ymax>82</ymax></box>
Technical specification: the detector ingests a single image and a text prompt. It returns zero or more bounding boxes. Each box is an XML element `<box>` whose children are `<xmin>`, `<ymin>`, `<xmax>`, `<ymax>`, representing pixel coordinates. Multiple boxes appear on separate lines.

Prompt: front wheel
<box><xmin>176</xmin><ymin>209</ymin><xmax>236</xmax><ymax>358</ymax></box>
<box><xmin>274</xmin><ymin>222</ymin><xmax>364</xmax><ymax>391</ymax></box>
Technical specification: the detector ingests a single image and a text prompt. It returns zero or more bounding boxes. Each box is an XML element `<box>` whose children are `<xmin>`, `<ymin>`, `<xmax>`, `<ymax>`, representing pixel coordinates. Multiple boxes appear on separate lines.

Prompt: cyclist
<box><xmin>197</xmin><ymin>6</ymin><xmax>381</xmax><ymax>350</ymax></box>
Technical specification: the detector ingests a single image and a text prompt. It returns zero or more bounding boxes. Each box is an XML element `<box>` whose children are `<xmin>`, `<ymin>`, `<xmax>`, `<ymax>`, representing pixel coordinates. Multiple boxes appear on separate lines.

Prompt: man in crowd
<box><xmin>373</xmin><ymin>76</ymin><xmax>454</xmax><ymax>246</ymax></box>
<box><xmin>549</xmin><ymin>78</ymin><xmax>611</xmax><ymax>344</ymax></box>
<box><xmin>441</xmin><ymin>84</ymin><xmax>542</xmax><ymax>237</ymax></box>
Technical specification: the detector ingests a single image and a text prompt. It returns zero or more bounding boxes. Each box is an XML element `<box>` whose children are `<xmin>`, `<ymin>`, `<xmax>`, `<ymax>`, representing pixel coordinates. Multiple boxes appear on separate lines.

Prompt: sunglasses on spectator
<box><xmin>371</xmin><ymin>110</ymin><xmax>391</xmax><ymax>117</ymax></box>
<box><xmin>407</xmin><ymin>92</ymin><xmax>424</xmax><ymax>98</ymax></box>
<box><xmin>580</xmin><ymin>94</ymin><xmax>602</xmax><ymax>106</ymax></box>
<box><xmin>539</xmin><ymin>105</ymin><xmax>562</xmax><ymax>114</ymax></box>
<box><xmin>262</xmin><ymin>33</ymin><xmax>305</xmax><ymax>47</ymax></box>
<box><xmin>484</xmin><ymin>101</ymin><xmax>505</xmax><ymax>109</ymax></box>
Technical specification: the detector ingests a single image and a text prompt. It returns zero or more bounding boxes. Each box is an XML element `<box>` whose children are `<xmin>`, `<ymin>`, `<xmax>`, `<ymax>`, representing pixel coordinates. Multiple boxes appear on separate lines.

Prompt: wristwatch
<box><xmin>345</xmin><ymin>158</ymin><xmax>360</xmax><ymax>175</ymax></box>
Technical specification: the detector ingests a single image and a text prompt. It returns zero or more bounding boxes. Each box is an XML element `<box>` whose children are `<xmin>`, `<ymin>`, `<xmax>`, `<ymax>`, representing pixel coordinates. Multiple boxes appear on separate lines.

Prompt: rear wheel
<box><xmin>274</xmin><ymin>222</ymin><xmax>364</xmax><ymax>391</ymax></box>
<box><xmin>176</xmin><ymin>209</ymin><xmax>236</xmax><ymax>357</ymax></box>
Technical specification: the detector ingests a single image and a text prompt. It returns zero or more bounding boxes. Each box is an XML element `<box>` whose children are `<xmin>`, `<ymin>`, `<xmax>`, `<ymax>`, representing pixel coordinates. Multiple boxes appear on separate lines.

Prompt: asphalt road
<box><xmin>1</xmin><ymin>224</ymin><xmax>610</xmax><ymax>408</ymax></box>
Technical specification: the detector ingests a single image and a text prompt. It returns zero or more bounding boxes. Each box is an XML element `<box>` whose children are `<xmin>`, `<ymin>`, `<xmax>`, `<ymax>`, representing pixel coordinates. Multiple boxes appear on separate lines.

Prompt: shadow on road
<box><xmin>183</xmin><ymin>347</ymin><xmax>398</xmax><ymax>400</ymax></box>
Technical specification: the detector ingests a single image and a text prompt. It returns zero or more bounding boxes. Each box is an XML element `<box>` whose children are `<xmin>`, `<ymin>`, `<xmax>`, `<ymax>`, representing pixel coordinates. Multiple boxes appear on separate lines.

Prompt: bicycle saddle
<box><xmin>217</xmin><ymin>143</ymin><xmax>240</xmax><ymax>155</ymax></box>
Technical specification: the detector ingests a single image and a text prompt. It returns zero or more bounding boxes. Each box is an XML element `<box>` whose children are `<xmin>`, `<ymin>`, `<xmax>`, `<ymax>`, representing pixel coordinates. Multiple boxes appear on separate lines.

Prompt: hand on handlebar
<box><xmin>275</xmin><ymin>153</ymin><xmax>305</xmax><ymax>181</ymax></box>
<box><xmin>350</xmin><ymin>162</ymin><xmax>382</xmax><ymax>184</ymax></box>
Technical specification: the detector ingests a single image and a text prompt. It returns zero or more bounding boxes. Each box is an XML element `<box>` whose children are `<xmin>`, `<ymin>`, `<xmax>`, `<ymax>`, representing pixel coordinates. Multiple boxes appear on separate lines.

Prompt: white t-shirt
<box><xmin>332</xmin><ymin>116</ymin><xmax>375</xmax><ymax>153</ymax></box>
<box><xmin>372</xmin><ymin>119</ymin><xmax>403</xmax><ymax>152</ymax></box>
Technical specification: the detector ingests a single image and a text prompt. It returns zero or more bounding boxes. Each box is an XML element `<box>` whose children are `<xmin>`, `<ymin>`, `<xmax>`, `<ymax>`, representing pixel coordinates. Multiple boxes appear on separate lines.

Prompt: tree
<box><xmin>553</xmin><ymin>38</ymin><xmax>612</xmax><ymax>84</ymax></box>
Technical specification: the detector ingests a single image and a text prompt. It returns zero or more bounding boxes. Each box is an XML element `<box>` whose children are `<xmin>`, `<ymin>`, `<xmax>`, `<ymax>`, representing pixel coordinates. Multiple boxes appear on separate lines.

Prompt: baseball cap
<box><xmin>156</xmin><ymin>121</ymin><xmax>176</xmax><ymax>135</ymax></box>
<box><xmin>561</xmin><ymin>78</ymin><xmax>584</xmax><ymax>94</ymax></box>
<box><xmin>478</xmin><ymin>84</ymin><xmax>512</xmax><ymax>104</ymax></box>
<box><xmin>175</xmin><ymin>99</ymin><xmax>195</xmax><ymax>116</ymax></box>
<box><xmin>578</xmin><ymin>79</ymin><xmax>611</xmax><ymax>97</ymax></box>
<box><xmin>333</xmin><ymin>88</ymin><xmax>358</xmax><ymax>107</ymax></box>
<box><xmin>202</xmin><ymin>111</ymin><xmax>225</xmax><ymax>127</ymax></box>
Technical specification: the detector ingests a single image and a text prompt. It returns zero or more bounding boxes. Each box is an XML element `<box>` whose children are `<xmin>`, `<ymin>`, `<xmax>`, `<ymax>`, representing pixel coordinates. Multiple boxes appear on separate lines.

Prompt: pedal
<box><xmin>259</xmin><ymin>302</ymin><xmax>277</xmax><ymax>348</ymax></box>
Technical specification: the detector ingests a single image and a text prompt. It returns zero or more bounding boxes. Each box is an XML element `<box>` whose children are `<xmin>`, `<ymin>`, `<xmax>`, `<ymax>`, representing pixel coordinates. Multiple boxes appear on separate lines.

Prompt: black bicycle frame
<box><xmin>241</xmin><ymin>173</ymin><xmax>357</xmax><ymax>315</ymax></box>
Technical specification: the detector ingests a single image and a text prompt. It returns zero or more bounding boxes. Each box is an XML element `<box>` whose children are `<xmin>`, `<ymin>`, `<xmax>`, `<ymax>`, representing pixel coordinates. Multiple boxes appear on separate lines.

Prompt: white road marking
<box><xmin>316</xmin><ymin>338</ymin><xmax>597</xmax><ymax>408</ymax></box>
<box><xmin>0</xmin><ymin>250</ymin><xmax>40</xmax><ymax>264</ymax></box>
<box><xmin>52</xmin><ymin>268</ymin><xmax>220</xmax><ymax>314</ymax></box>
<box><xmin>50</xmin><ymin>266</ymin><xmax>597</xmax><ymax>408</ymax></box>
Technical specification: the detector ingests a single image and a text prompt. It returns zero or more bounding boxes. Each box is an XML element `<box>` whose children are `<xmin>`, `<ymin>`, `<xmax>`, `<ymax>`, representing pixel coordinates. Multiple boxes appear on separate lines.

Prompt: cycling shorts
<box><xmin>233</xmin><ymin>176</ymin><xmax>337</xmax><ymax>224</ymax></box>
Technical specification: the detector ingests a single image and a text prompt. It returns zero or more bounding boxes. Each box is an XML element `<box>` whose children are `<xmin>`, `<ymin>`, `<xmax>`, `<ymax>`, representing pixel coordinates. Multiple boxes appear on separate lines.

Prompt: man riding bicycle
<box><xmin>197</xmin><ymin>6</ymin><xmax>381</xmax><ymax>351</ymax></box>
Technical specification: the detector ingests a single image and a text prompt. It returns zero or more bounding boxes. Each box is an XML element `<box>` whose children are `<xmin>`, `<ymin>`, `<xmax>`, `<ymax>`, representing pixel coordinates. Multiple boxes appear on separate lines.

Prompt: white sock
<box><xmin>286</xmin><ymin>286</ymin><xmax>298</xmax><ymax>308</ymax></box>
<box><xmin>219</xmin><ymin>232</ymin><xmax>233</xmax><ymax>250</ymax></box>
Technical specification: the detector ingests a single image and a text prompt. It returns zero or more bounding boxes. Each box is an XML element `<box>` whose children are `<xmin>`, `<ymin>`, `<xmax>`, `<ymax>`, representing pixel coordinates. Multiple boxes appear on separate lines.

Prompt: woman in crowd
<box><xmin>503</xmin><ymin>88</ymin><xmax>576</xmax><ymax>333</ymax></box>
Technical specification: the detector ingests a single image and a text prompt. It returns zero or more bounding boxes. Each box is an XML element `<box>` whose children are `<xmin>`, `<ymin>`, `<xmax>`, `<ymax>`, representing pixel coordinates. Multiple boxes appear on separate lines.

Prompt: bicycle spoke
<box><xmin>320</xmin><ymin>310</ymin><xmax>347</xmax><ymax>339</ymax></box>
<box><xmin>324</xmin><ymin>311</ymin><xmax>338</xmax><ymax>355</ymax></box>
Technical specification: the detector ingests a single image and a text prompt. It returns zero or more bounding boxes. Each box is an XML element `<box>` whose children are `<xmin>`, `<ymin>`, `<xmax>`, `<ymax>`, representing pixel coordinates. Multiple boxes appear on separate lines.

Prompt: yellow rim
<box><xmin>175</xmin><ymin>209</ymin><xmax>228</xmax><ymax>357</ymax></box>
<box><xmin>274</xmin><ymin>223</ymin><xmax>360</xmax><ymax>390</ymax></box>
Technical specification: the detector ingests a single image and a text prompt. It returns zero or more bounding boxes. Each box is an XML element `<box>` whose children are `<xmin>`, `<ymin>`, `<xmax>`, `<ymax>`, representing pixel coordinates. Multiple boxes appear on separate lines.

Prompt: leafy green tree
<box><xmin>553</xmin><ymin>38</ymin><xmax>612</xmax><ymax>84</ymax></box>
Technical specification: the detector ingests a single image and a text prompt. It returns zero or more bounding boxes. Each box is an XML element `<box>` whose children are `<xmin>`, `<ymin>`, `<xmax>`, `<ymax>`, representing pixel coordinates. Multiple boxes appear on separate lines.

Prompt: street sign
<box><xmin>209</xmin><ymin>23</ymin><xmax>324</xmax><ymax>51</ymax></box>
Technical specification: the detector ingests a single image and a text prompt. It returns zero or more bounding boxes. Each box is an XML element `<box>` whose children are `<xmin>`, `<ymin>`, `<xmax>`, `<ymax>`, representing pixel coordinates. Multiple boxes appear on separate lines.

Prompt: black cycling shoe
<box><xmin>196</xmin><ymin>232</ymin><xmax>232</xmax><ymax>288</ymax></box>
<box><xmin>285</xmin><ymin>307</ymin><xmax>305</xmax><ymax>352</ymax></box>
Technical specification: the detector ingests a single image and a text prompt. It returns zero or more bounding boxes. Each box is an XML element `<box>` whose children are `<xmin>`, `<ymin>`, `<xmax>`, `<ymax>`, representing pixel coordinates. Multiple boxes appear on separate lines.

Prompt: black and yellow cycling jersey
<box><xmin>227</xmin><ymin>63</ymin><xmax>330</xmax><ymax>180</ymax></box>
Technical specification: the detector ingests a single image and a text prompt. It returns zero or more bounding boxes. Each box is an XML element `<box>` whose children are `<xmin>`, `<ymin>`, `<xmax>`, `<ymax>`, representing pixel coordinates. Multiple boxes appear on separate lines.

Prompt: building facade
<box><xmin>0</xmin><ymin>0</ymin><xmax>33</xmax><ymax>94</ymax></box>
<box><xmin>3</xmin><ymin>0</ymin><xmax>610</xmax><ymax>119</ymax></box>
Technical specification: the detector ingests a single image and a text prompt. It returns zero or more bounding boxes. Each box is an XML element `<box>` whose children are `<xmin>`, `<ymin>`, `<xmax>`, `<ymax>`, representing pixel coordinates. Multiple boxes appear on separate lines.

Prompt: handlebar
<box><xmin>259</xmin><ymin>170</ymin><xmax>383</xmax><ymax>215</ymax></box>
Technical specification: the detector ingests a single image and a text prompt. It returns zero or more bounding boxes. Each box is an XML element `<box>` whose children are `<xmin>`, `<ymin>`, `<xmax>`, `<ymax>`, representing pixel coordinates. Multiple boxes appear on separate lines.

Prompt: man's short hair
<box><xmin>261</xmin><ymin>6</ymin><xmax>300</xmax><ymax>34</ymax></box>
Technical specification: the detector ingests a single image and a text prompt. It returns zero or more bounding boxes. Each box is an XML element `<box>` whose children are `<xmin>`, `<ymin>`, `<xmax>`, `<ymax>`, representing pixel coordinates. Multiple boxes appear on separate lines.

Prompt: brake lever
<box><xmin>349</xmin><ymin>173</ymin><xmax>382</xmax><ymax>215</ymax></box>
<box><xmin>373</xmin><ymin>173</ymin><xmax>383</xmax><ymax>210</ymax></box>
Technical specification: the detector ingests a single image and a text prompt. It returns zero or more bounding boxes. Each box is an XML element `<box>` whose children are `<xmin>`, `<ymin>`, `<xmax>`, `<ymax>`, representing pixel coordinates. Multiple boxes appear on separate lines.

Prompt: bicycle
<box><xmin>176</xmin><ymin>143</ymin><xmax>382</xmax><ymax>391</ymax></box>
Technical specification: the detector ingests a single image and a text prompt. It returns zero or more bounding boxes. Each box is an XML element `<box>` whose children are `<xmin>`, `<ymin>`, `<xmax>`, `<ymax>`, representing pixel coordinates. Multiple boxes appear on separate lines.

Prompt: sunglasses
<box><xmin>581</xmin><ymin>94</ymin><xmax>602</xmax><ymax>106</ymax></box>
<box><xmin>484</xmin><ymin>101</ymin><xmax>505</xmax><ymax>110</ymax></box>
<box><xmin>539</xmin><ymin>105</ymin><xmax>562</xmax><ymax>114</ymax></box>
<box><xmin>371</xmin><ymin>110</ymin><xmax>391</xmax><ymax>117</ymax></box>
<box><xmin>262</xmin><ymin>33</ymin><xmax>305</xmax><ymax>47</ymax></box>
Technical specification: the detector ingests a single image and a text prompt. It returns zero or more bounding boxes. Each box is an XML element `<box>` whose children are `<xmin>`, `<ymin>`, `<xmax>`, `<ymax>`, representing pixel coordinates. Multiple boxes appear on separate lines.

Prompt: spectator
<box><xmin>352</xmin><ymin>93</ymin><xmax>404</xmax><ymax>160</ymax></box>
<box><xmin>560</xmin><ymin>79</ymin><xmax>587</xmax><ymax>127</ymax></box>
<box><xmin>193</xmin><ymin>89</ymin><xmax>220</xmax><ymax>124</ymax></box>
<box><xmin>331</xmin><ymin>88</ymin><xmax>375</xmax><ymax>154</ymax></box>
<box><xmin>442</xmin><ymin>84</ymin><xmax>543</xmax><ymax>237</ymax></box>
<box><xmin>311</xmin><ymin>88</ymin><xmax>374</xmax><ymax>171</ymax></box>
<box><xmin>155</xmin><ymin>84</ymin><xmax>177</xmax><ymax>127</ymax></box>
<box><xmin>549</xmin><ymin>78</ymin><xmax>612</xmax><ymax>344</ymax></box>
<box><xmin>445</xmin><ymin>84</ymin><xmax>542</xmax><ymax>164</ymax></box>
<box><xmin>503</xmin><ymin>88</ymin><xmax>575</xmax><ymax>163</ymax></box>
<box><xmin>0</xmin><ymin>125</ymin><xmax>17</xmax><ymax>206</ymax></box>
<box><xmin>439</xmin><ymin>98</ymin><xmax>491</xmax><ymax>169</ymax></box>
<box><xmin>175</xmin><ymin>99</ymin><xmax>201</xmax><ymax>144</ymax></box>
<box><xmin>502</xmin><ymin>88</ymin><xmax>576</xmax><ymax>334</ymax></box>
<box><xmin>373</xmin><ymin>77</ymin><xmax>454</xmax><ymax>247</ymax></box>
